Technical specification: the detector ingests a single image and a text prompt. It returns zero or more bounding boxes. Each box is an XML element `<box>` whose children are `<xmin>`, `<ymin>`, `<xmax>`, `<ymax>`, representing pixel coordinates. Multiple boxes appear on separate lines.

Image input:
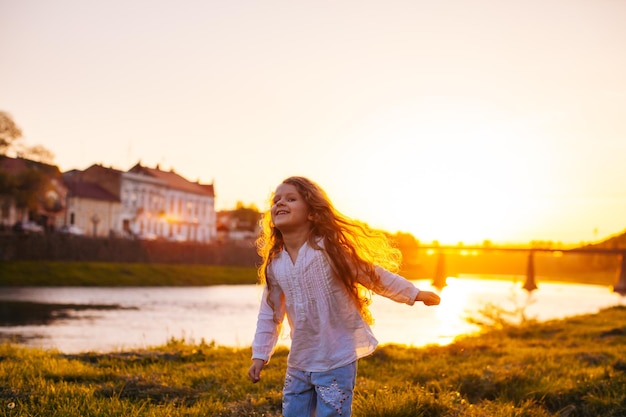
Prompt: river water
<box><xmin>1</xmin><ymin>276</ymin><xmax>624</xmax><ymax>353</ymax></box>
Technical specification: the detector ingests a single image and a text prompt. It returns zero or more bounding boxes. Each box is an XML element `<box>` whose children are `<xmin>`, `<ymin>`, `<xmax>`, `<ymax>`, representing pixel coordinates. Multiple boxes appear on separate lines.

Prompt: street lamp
<box><xmin>91</xmin><ymin>213</ymin><xmax>101</xmax><ymax>237</ymax></box>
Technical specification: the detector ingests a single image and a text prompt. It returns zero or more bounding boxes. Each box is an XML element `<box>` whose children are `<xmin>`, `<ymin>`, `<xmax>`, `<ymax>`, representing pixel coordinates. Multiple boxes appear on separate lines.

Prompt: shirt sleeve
<box><xmin>359</xmin><ymin>266</ymin><xmax>420</xmax><ymax>305</ymax></box>
<box><xmin>251</xmin><ymin>280</ymin><xmax>286</xmax><ymax>363</ymax></box>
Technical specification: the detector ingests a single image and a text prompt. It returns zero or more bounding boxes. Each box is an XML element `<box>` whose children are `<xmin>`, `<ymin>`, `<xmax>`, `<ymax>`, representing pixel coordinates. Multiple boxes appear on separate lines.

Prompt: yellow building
<box><xmin>64</xmin><ymin>180</ymin><xmax>121</xmax><ymax>237</ymax></box>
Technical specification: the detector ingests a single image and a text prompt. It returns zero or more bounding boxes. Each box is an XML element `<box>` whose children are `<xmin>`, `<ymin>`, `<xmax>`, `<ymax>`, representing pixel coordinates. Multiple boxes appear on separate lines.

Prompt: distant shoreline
<box><xmin>0</xmin><ymin>260</ymin><xmax>619</xmax><ymax>288</ymax></box>
<box><xmin>0</xmin><ymin>261</ymin><xmax>259</xmax><ymax>287</ymax></box>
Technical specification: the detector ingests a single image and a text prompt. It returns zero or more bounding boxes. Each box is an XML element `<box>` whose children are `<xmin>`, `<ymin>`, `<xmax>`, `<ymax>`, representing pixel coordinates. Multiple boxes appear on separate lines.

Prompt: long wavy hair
<box><xmin>256</xmin><ymin>176</ymin><xmax>402</xmax><ymax>324</ymax></box>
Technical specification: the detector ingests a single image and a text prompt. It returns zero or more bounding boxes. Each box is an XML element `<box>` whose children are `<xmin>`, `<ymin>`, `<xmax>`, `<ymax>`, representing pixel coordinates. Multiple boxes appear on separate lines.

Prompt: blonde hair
<box><xmin>256</xmin><ymin>176</ymin><xmax>402</xmax><ymax>323</ymax></box>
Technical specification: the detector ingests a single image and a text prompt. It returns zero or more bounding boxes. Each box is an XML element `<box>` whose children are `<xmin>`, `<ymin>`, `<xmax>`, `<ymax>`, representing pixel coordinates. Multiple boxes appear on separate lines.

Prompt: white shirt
<box><xmin>251</xmin><ymin>240</ymin><xmax>420</xmax><ymax>372</ymax></box>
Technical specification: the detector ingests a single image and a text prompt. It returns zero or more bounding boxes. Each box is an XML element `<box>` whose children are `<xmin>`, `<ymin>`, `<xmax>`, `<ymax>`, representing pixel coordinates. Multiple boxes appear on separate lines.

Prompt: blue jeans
<box><xmin>282</xmin><ymin>361</ymin><xmax>357</xmax><ymax>417</ymax></box>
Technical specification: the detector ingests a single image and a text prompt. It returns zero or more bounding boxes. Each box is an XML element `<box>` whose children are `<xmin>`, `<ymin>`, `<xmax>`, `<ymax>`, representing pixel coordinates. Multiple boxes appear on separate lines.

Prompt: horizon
<box><xmin>2</xmin><ymin>0</ymin><xmax>625</xmax><ymax>245</ymax></box>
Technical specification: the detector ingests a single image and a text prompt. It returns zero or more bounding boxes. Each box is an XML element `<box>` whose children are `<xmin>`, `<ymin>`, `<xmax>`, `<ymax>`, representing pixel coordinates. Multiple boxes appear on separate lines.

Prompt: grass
<box><xmin>1</xmin><ymin>306</ymin><xmax>625</xmax><ymax>416</ymax></box>
<box><xmin>0</xmin><ymin>261</ymin><xmax>258</xmax><ymax>286</ymax></box>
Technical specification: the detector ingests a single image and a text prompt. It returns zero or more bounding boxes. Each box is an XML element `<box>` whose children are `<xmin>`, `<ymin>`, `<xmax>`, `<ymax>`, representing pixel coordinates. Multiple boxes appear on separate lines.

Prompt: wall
<box><xmin>0</xmin><ymin>234</ymin><xmax>259</xmax><ymax>266</ymax></box>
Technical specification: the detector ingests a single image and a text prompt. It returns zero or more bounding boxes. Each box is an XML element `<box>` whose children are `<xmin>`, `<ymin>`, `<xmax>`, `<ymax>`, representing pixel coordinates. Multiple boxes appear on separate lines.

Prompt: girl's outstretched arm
<box><xmin>416</xmin><ymin>291</ymin><xmax>441</xmax><ymax>306</ymax></box>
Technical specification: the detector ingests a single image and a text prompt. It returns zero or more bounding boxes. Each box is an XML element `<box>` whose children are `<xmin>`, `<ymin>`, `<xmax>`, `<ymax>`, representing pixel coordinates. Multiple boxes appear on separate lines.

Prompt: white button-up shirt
<box><xmin>251</xmin><ymin>240</ymin><xmax>420</xmax><ymax>372</ymax></box>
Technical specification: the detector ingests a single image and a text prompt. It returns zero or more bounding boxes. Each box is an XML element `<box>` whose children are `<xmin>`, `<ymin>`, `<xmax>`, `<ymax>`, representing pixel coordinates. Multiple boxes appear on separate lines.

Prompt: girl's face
<box><xmin>271</xmin><ymin>183</ymin><xmax>312</xmax><ymax>233</ymax></box>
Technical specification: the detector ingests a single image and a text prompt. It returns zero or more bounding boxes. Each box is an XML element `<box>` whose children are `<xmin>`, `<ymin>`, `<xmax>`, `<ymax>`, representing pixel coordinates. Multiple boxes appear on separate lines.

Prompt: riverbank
<box><xmin>0</xmin><ymin>260</ymin><xmax>618</xmax><ymax>287</ymax></box>
<box><xmin>0</xmin><ymin>261</ymin><xmax>258</xmax><ymax>286</ymax></box>
<box><xmin>1</xmin><ymin>305</ymin><xmax>625</xmax><ymax>416</ymax></box>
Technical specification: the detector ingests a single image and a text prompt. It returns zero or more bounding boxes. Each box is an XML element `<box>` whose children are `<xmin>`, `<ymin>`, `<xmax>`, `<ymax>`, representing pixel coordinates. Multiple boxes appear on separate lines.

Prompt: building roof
<box><xmin>129</xmin><ymin>163</ymin><xmax>215</xmax><ymax>197</ymax></box>
<box><xmin>198</xmin><ymin>182</ymin><xmax>216</xmax><ymax>196</ymax></box>
<box><xmin>0</xmin><ymin>155</ymin><xmax>61</xmax><ymax>176</ymax></box>
<box><xmin>65</xmin><ymin>180</ymin><xmax>119</xmax><ymax>202</ymax></box>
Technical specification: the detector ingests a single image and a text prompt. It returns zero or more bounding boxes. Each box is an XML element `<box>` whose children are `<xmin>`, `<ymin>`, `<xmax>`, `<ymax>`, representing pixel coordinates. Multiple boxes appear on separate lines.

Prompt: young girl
<box><xmin>248</xmin><ymin>176</ymin><xmax>440</xmax><ymax>417</ymax></box>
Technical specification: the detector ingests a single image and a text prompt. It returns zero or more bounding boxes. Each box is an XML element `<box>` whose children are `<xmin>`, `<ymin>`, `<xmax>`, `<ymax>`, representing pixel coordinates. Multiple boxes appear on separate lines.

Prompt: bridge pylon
<box><xmin>523</xmin><ymin>251</ymin><xmax>538</xmax><ymax>292</ymax></box>
<box><xmin>432</xmin><ymin>252</ymin><xmax>447</xmax><ymax>290</ymax></box>
<box><xmin>613</xmin><ymin>254</ymin><xmax>626</xmax><ymax>296</ymax></box>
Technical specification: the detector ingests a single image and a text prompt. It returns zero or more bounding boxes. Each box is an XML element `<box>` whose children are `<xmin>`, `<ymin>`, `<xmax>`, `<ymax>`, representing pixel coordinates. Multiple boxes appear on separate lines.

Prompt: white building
<box><xmin>123</xmin><ymin>163</ymin><xmax>216</xmax><ymax>242</ymax></box>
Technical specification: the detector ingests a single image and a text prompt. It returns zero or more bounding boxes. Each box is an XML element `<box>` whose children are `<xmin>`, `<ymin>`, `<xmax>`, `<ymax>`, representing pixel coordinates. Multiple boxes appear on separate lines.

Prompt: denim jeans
<box><xmin>282</xmin><ymin>361</ymin><xmax>357</xmax><ymax>417</ymax></box>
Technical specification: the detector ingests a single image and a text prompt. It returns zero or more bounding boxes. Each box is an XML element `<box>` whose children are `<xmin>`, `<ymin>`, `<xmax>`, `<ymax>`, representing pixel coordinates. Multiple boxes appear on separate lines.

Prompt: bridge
<box><xmin>415</xmin><ymin>245</ymin><xmax>626</xmax><ymax>296</ymax></box>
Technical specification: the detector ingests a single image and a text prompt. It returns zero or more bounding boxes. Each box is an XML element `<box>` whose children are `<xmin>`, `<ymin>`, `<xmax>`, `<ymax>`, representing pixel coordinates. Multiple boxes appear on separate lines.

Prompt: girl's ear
<box><xmin>308</xmin><ymin>212</ymin><xmax>316</xmax><ymax>221</ymax></box>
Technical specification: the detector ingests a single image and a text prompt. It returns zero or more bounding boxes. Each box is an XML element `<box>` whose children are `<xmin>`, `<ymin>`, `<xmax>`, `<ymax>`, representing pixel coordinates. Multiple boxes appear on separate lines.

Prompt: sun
<box><xmin>327</xmin><ymin>96</ymin><xmax>550</xmax><ymax>244</ymax></box>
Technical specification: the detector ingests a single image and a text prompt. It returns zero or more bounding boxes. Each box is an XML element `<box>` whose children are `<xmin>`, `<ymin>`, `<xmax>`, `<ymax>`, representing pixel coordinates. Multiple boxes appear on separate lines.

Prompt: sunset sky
<box><xmin>1</xmin><ymin>0</ymin><xmax>625</xmax><ymax>245</ymax></box>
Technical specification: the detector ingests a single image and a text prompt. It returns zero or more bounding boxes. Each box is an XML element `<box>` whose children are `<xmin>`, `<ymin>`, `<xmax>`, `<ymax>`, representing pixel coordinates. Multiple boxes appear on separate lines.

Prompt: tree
<box><xmin>13</xmin><ymin>168</ymin><xmax>48</xmax><ymax>214</ymax></box>
<box><xmin>232</xmin><ymin>201</ymin><xmax>262</xmax><ymax>231</ymax></box>
<box><xmin>0</xmin><ymin>111</ymin><xmax>54</xmax><ymax>163</ymax></box>
<box><xmin>0</xmin><ymin>111</ymin><xmax>23</xmax><ymax>155</ymax></box>
<box><xmin>19</xmin><ymin>144</ymin><xmax>55</xmax><ymax>165</ymax></box>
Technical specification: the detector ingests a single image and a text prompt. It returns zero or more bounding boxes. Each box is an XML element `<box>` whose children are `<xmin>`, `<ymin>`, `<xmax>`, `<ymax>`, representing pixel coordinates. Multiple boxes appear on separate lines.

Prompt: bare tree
<box><xmin>0</xmin><ymin>111</ymin><xmax>23</xmax><ymax>154</ymax></box>
<box><xmin>0</xmin><ymin>111</ymin><xmax>54</xmax><ymax>163</ymax></box>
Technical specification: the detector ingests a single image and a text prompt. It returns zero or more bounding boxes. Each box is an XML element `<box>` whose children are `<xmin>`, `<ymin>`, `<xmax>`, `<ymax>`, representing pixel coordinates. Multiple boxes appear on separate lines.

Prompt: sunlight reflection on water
<box><xmin>1</xmin><ymin>277</ymin><xmax>623</xmax><ymax>353</ymax></box>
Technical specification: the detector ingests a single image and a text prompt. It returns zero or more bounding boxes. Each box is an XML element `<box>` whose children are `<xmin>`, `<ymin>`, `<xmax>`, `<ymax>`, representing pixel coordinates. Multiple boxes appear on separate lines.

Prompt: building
<box><xmin>63</xmin><ymin>177</ymin><xmax>121</xmax><ymax>237</ymax></box>
<box><xmin>1</xmin><ymin>157</ymin><xmax>217</xmax><ymax>242</ymax></box>
<box><xmin>126</xmin><ymin>163</ymin><xmax>216</xmax><ymax>242</ymax></box>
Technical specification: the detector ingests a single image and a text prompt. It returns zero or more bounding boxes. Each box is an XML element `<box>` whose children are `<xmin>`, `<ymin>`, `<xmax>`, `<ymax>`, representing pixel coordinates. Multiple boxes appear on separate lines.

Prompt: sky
<box><xmin>1</xmin><ymin>0</ymin><xmax>625</xmax><ymax>245</ymax></box>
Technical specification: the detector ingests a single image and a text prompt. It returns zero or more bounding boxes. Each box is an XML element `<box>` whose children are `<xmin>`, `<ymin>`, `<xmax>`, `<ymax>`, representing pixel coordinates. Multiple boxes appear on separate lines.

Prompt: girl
<box><xmin>249</xmin><ymin>176</ymin><xmax>440</xmax><ymax>417</ymax></box>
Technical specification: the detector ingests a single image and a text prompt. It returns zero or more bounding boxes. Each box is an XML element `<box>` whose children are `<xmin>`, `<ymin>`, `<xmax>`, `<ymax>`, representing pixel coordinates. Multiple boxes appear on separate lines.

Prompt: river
<box><xmin>1</xmin><ymin>276</ymin><xmax>624</xmax><ymax>353</ymax></box>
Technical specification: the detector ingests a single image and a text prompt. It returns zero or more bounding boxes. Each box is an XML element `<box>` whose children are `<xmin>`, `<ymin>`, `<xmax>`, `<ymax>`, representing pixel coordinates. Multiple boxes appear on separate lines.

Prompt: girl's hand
<box><xmin>248</xmin><ymin>359</ymin><xmax>266</xmax><ymax>383</ymax></box>
<box><xmin>416</xmin><ymin>291</ymin><xmax>440</xmax><ymax>306</ymax></box>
